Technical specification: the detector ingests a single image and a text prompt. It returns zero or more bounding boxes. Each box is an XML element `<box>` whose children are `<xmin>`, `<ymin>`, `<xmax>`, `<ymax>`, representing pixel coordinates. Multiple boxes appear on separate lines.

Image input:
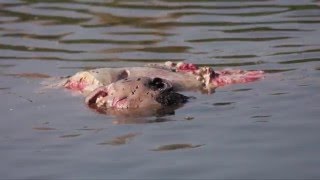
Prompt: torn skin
<box><xmin>63</xmin><ymin>71</ymin><xmax>103</xmax><ymax>94</ymax></box>
<box><xmin>211</xmin><ymin>69</ymin><xmax>265</xmax><ymax>87</ymax></box>
<box><xmin>64</xmin><ymin>79</ymin><xmax>87</xmax><ymax>91</ymax></box>
<box><xmin>153</xmin><ymin>61</ymin><xmax>264</xmax><ymax>91</ymax></box>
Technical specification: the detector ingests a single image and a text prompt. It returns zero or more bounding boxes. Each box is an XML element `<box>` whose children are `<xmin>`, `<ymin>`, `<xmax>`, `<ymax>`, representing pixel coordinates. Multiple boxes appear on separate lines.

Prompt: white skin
<box><xmin>62</xmin><ymin>67</ymin><xmax>204</xmax><ymax>94</ymax></box>
<box><xmin>85</xmin><ymin>77</ymin><xmax>176</xmax><ymax>109</ymax></box>
<box><xmin>60</xmin><ymin>65</ymin><xmax>263</xmax><ymax>95</ymax></box>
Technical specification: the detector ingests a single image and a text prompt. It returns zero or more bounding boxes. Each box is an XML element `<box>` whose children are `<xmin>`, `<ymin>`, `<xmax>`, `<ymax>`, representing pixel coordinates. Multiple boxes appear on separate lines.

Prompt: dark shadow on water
<box><xmin>151</xmin><ymin>144</ymin><xmax>204</xmax><ymax>152</ymax></box>
<box><xmin>113</xmin><ymin>117</ymin><xmax>175</xmax><ymax>125</ymax></box>
<box><xmin>98</xmin><ymin>132</ymin><xmax>141</xmax><ymax>145</ymax></box>
<box><xmin>213</xmin><ymin>102</ymin><xmax>235</xmax><ymax>106</ymax></box>
<box><xmin>87</xmin><ymin>104</ymin><xmax>184</xmax><ymax>124</ymax></box>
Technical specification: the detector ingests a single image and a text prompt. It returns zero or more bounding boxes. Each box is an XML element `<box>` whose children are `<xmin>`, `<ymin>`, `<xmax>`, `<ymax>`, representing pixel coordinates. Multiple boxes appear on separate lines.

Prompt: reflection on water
<box><xmin>32</xmin><ymin>127</ymin><xmax>56</xmax><ymax>131</ymax></box>
<box><xmin>1</xmin><ymin>0</ymin><xmax>320</xmax><ymax>179</ymax></box>
<box><xmin>113</xmin><ymin>116</ymin><xmax>175</xmax><ymax>124</ymax></box>
<box><xmin>89</xmin><ymin>103</ymin><xmax>181</xmax><ymax>121</ymax></box>
<box><xmin>98</xmin><ymin>132</ymin><xmax>140</xmax><ymax>145</ymax></box>
<box><xmin>151</xmin><ymin>143</ymin><xmax>204</xmax><ymax>151</ymax></box>
<box><xmin>59</xmin><ymin>133</ymin><xmax>82</xmax><ymax>138</ymax></box>
<box><xmin>4</xmin><ymin>72</ymin><xmax>51</xmax><ymax>78</ymax></box>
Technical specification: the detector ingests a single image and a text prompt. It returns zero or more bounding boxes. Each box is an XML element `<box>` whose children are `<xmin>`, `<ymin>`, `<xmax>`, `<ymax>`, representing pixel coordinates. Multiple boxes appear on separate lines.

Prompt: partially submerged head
<box><xmin>85</xmin><ymin>77</ymin><xmax>189</xmax><ymax>111</ymax></box>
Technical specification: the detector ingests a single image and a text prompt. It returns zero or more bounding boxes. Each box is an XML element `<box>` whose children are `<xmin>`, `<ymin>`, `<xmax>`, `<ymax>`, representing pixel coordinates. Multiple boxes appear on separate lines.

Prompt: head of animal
<box><xmin>85</xmin><ymin>77</ymin><xmax>189</xmax><ymax>111</ymax></box>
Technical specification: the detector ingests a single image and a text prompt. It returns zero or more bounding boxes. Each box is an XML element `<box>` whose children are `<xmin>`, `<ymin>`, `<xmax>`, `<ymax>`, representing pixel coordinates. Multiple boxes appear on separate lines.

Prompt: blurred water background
<box><xmin>0</xmin><ymin>0</ymin><xmax>320</xmax><ymax>179</ymax></box>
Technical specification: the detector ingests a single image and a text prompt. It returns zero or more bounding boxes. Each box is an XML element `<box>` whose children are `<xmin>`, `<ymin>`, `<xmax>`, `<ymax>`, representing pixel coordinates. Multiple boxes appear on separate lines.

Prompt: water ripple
<box><xmin>1</xmin><ymin>0</ymin><xmax>320</xmax><ymax>178</ymax></box>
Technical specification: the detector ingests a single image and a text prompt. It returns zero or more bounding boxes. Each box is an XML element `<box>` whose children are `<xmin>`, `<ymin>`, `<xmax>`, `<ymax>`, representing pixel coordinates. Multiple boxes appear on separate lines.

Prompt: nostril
<box><xmin>149</xmin><ymin>77</ymin><xmax>165</xmax><ymax>90</ymax></box>
<box><xmin>153</xmin><ymin>77</ymin><xmax>162</xmax><ymax>83</ymax></box>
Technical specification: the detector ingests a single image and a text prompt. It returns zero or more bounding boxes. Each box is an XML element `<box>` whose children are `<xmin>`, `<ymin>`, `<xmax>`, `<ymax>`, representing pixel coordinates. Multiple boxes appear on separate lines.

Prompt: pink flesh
<box><xmin>111</xmin><ymin>97</ymin><xmax>128</xmax><ymax>108</ymax></box>
<box><xmin>64</xmin><ymin>79</ymin><xmax>87</xmax><ymax>91</ymax></box>
<box><xmin>169</xmin><ymin>62</ymin><xmax>264</xmax><ymax>87</ymax></box>
<box><xmin>176</xmin><ymin>63</ymin><xmax>198</xmax><ymax>73</ymax></box>
<box><xmin>212</xmin><ymin>70</ymin><xmax>264</xmax><ymax>87</ymax></box>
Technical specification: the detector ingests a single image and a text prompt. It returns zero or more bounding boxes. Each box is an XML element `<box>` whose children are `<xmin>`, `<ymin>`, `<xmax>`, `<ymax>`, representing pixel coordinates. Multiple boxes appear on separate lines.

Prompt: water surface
<box><xmin>1</xmin><ymin>0</ymin><xmax>320</xmax><ymax>179</ymax></box>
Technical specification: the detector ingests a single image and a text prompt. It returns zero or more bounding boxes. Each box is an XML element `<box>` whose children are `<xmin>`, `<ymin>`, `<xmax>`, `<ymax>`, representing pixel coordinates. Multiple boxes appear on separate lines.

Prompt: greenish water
<box><xmin>0</xmin><ymin>0</ymin><xmax>320</xmax><ymax>179</ymax></box>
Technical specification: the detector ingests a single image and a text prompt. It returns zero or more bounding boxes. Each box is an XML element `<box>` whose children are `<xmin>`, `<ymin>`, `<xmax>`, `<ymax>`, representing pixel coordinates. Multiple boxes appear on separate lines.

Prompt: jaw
<box><xmin>85</xmin><ymin>87</ymin><xmax>130</xmax><ymax>109</ymax></box>
<box><xmin>85</xmin><ymin>86</ymin><xmax>108</xmax><ymax>107</ymax></box>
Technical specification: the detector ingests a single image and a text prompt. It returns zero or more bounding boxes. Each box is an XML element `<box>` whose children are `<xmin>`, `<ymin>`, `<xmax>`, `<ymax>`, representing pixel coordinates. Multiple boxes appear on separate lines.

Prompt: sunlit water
<box><xmin>1</xmin><ymin>0</ymin><xmax>320</xmax><ymax>179</ymax></box>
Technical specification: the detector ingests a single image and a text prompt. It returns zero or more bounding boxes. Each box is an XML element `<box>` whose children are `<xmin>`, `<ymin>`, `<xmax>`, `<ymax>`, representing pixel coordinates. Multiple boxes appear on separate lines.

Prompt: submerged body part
<box><xmin>47</xmin><ymin>61</ymin><xmax>264</xmax><ymax>116</ymax></box>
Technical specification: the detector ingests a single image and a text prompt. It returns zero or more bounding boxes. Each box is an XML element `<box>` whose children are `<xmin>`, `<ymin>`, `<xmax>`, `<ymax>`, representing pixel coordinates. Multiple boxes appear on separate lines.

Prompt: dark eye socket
<box><xmin>148</xmin><ymin>77</ymin><xmax>165</xmax><ymax>90</ymax></box>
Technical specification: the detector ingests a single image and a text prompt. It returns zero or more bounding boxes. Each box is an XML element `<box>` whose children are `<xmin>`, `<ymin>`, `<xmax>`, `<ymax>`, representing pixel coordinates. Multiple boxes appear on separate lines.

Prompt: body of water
<box><xmin>0</xmin><ymin>0</ymin><xmax>320</xmax><ymax>179</ymax></box>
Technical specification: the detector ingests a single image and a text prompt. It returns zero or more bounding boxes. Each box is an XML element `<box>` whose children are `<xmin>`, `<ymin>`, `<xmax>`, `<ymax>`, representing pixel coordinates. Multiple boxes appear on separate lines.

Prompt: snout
<box><xmin>84</xmin><ymin>77</ymin><xmax>187</xmax><ymax>110</ymax></box>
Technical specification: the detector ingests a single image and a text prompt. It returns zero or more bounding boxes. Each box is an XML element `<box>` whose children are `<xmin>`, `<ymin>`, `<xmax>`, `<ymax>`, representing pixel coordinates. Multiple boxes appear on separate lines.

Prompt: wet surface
<box><xmin>1</xmin><ymin>0</ymin><xmax>320</xmax><ymax>179</ymax></box>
